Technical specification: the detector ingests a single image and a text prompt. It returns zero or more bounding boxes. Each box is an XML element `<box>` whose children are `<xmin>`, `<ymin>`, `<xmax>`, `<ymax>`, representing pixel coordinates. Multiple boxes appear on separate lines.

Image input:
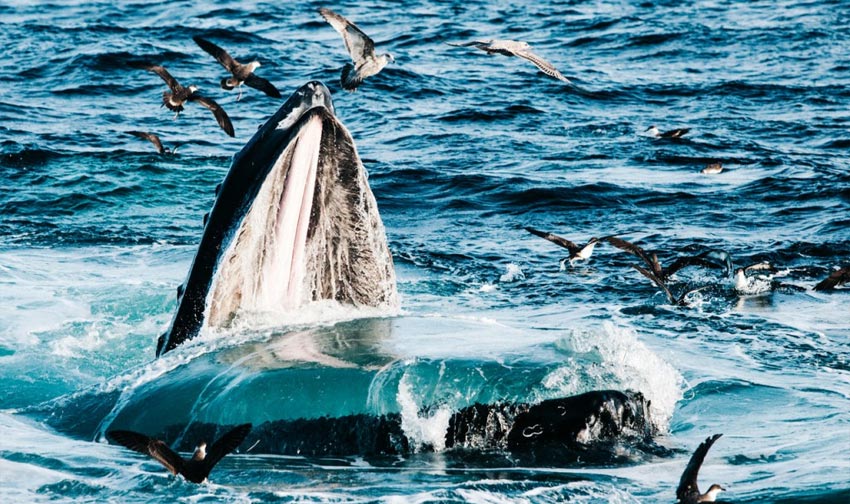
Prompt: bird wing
<box><xmin>662</xmin><ymin>128</ymin><xmax>690</xmax><ymax>138</ymax></box>
<box><xmin>632</xmin><ymin>265</ymin><xmax>677</xmax><ymax>305</ymax></box>
<box><xmin>127</xmin><ymin>131</ymin><xmax>164</xmax><ymax>154</ymax></box>
<box><xmin>319</xmin><ymin>8</ymin><xmax>376</xmax><ymax>63</ymax></box>
<box><xmin>603</xmin><ymin>237</ymin><xmax>657</xmax><ymax>268</ymax></box>
<box><xmin>446</xmin><ymin>40</ymin><xmax>490</xmax><ymax>49</ymax></box>
<box><xmin>663</xmin><ymin>255</ymin><xmax>724</xmax><ymax>279</ymax></box>
<box><xmin>141</xmin><ymin>65</ymin><xmax>182</xmax><ymax>93</ymax></box>
<box><xmin>244</xmin><ymin>73</ymin><xmax>282</xmax><ymax>98</ymax></box>
<box><xmin>814</xmin><ymin>266</ymin><xmax>850</xmax><ymax>291</ymax></box>
<box><xmin>742</xmin><ymin>261</ymin><xmax>776</xmax><ymax>274</ymax></box>
<box><xmin>677</xmin><ymin>433</ymin><xmax>723</xmax><ymax>502</ymax></box>
<box><xmin>202</xmin><ymin>423</ymin><xmax>253</xmax><ymax>473</ymax></box>
<box><xmin>525</xmin><ymin>226</ymin><xmax>580</xmax><ymax>254</ymax></box>
<box><xmin>193</xmin><ymin>36</ymin><xmax>239</xmax><ymax>73</ymax></box>
<box><xmin>107</xmin><ymin>430</ymin><xmax>185</xmax><ymax>475</ymax></box>
<box><xmin>191</xmin><ymin>95</ymin><xmax>235</xmax><ymax>137</ymax></box>
<box><xmin>513</xmin><ymin>49</ymin><xmax>571</xmax><ymax>82</ymax></box>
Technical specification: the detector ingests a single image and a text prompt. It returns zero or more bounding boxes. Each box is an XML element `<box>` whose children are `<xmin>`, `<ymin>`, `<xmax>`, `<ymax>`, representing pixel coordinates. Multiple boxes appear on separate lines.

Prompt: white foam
<box><xmin>499</xmin><ymin>263</ymin><xmax>525</xmax><ymax>283</ymax></box>
<box><xmin>397</xmin><ymin>373</ymin><xmax>452</xmax><ymax>451</ymax></box>
<box><xmin>542</xmin><ymin>321</ymin><xmax>685</xmax><ymax>432</ymax></box>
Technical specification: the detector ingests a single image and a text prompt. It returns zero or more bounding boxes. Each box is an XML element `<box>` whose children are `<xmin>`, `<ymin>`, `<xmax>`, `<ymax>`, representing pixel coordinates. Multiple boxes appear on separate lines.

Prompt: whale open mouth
<box><xmin>157</xmin><ymin>82</ymin><xmax>398</xmax><ymax>356</ymax></box>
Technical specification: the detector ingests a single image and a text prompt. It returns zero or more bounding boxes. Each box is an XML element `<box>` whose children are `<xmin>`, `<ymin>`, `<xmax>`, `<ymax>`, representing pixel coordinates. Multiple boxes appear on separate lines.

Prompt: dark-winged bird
<box><xmin>319</xmin><ymin>7</ymin><xmax>394</xmax><ymax>91</ymax></box>
<box><xmin>131</xmin><ymin>63</ymin><xmax>235</xmax><ymax>137</ymax></box>
<box><xmin>603</xmin><ymin>236</ymin><xmax>731</xmax><ymax>281</ymax></box>
<box><xmin>447</xmin><ymin>39</ymin><xmax>571</xmax><ymax>83</ymax></box>
<box><xmin>677</xmin><ymin>433</ymin><xmax>726</xmax><ymax>503</ymax></box>
<box><xmin>813</xmin><ymin>266</ymin><xmax>850</xmax><ymax>291</ymax></box>
<box><xmin>126</xmin><ymin>131</ymin><xmax>183</xmax><ymax>155</ymax></box>
<box><xmin>525</xmin><ymin>226</ymin><xmax>617</xmax><ymax>268</ymax></box>
<box><xmin>108</xmin><ymin>423</ymin><xmax>252</xmax><ymax>483</ymax></box>
<box><xmin>192</xmin><ymin>36</ymin><xmax>281</xmax><ymax>101</ymax></box>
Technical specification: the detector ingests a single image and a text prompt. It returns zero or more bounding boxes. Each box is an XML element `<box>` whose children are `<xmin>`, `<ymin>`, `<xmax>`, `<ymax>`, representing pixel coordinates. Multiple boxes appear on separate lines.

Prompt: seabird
<box><xmin>318</xmin><ymin>7</ymin><xmax>394</xmax><ymax>91</ymax></box>
<box><xmin>734</xmin><ymin>261</ymin><xmax>777</xmax><ymax>293</ymax></box>
<box><xmin>813</xmin><ymin>266</ymin><xmax>849</xmax><ymax>291</ymax></box>
<box><xmin>631</xmin><ymin>264</ymin><xmax>705</xmax><ymax>306</ymax></box>
<box><xmin>107</xmin><ymin>423</ymin><xmax>252</xmax><ymax>484</ymax></box>
<box><xmin>192</xmin><ymin>36</ymin><xmax>282</xmax><ymax>101</ymax></box>
<box><xmin>525</xmin><ymin>226</ymin><xmax>617</xmax><ymax>268</ymax></box>
<box><xmin>126</xmin><ymin>131</ymin><xmax>183</xmax><ymax>155</ymax></box>
<box><xmin>701</xmin><ymin>162</ymin><xmax>723</xmax><ymax>174</ymax></box>
<box><xmin>604</xmin><ymin>236</ymin><xmax>731</xmax><ymax>281</ymax></box>
<box><xmin>130</xmin><ymin>62</ymin><xmax>235</xmax><ymax>137</ymax></box>
<box><xmin>677</xmin><ymin>433</ymin><xmax>726</xmax><ymax>503</ymax></box>
<box><xmin>447</xmin><ymin>39</ymin><xmax>571</xmax><ymax>83</ymax></box>
<box><xmin>645</xmin><ymin>125</ymin><xmax>690</xmax><ymax>139</ymax></box>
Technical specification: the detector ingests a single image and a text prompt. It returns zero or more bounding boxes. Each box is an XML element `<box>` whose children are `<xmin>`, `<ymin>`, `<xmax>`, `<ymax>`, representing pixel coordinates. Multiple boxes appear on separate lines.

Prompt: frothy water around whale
<box><xmin>1</xmin><ymin>1</ymin><xmax>849</xmax><ymax>502</ymax></box>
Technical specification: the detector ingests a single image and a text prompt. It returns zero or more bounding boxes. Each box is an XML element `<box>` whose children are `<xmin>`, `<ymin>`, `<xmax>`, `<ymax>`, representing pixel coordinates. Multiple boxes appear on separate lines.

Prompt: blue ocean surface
<box><xmin>1</xmin><ymin>0</ymin><xmax>849</xmax><ymax>502</ymax></box>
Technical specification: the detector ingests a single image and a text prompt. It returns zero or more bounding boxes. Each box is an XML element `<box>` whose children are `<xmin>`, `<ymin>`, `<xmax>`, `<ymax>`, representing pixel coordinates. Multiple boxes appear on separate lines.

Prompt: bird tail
<box><xmin>341</xmin><ymin>63</ymin><xmax>361</xmax><ymax>91</ymax></box>
<box><xmin>220</xmin><ymin>78</ymin><xmax>234</xmax><ymax>91</ymax></box>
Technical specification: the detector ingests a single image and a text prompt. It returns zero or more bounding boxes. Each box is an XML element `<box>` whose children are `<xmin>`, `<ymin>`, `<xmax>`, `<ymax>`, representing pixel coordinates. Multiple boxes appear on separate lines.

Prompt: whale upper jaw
<box><xmin>157</xmin><ymin>81</ymin><xmax>398</xmax><ymax>356</ymax></box>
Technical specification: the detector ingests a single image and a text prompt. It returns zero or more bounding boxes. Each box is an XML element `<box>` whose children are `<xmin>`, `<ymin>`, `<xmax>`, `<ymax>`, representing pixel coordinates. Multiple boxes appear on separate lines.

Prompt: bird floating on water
<box><xmin>130</xmin><ymin>62</ymin><xmax>235</xmax><ymax>137</ymax></box>
<box><xmin>645</xmin><ymin>125</ymin><xmax>690</xmax><ymax>139</ymax></box>
<box><xmin>701</xmin><ymin>162</ymin><xmax>723</xmax><ymax>174</ymax></box>
<box><xmin>447</xmin><ymin>39</ymin><xmax>571</xmax><ymax>83</ymax></box>
<box><xmin>192</xmin><ymin>36</ymin><xmax>282</xmax><ymax>101</ymax></box>
<box><xmin>525</xmin><ymin>226</ymin><xmax>618</xmax><ymax>268</ymax></box>
<box><xmin>319</xmin><ymin>7</ymin><xmax>394</xmax><ymax>91</ymax></box>
<box><xmin>813</xmin><ymin>266</ymin><xmax>849</xmax><ymax>291</ymax></box>
<box><xmin>677</xmin><ymin>433</ymin><xmax>726</xmax><ymax>503</ymax></box>
<box><xmin>126</xmin><ymin>131</ymin><xmax>183</xmax><ymax>155</ymax></box>
<box><xmin>108</xmin><ymin>423</ymin><xmax>252</xmax><ymax>484</ymax></box>
<box><xmin>734</xmin><ymin>261</ymin><xmax>777</xmax><ymax>294</ymax></box>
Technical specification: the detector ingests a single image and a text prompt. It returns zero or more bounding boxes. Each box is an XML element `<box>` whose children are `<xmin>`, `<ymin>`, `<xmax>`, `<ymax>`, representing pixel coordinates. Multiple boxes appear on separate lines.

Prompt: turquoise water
<box><xmin>1</xmin><ymin>1</ymin><xmax>849</xmax><ymax>502</ymax></box>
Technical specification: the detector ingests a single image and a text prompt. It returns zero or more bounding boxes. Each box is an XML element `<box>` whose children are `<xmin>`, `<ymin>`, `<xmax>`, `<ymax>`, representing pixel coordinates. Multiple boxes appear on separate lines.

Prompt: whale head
<box><xmin>157</xmin><ymin>81</ymin><xmax>398</xmax><ymax>356</ymax></box>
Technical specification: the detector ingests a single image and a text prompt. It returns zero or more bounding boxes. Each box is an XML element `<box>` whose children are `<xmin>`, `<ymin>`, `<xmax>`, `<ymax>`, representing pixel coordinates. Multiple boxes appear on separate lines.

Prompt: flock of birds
<box><xmin>105</xmin><ymin>7</ymin><xmax>848</xmax><ymax>503</ymax></box>
<box><xmin>123</xmin><ymin>7</ymin><xmax>589</xmax><ymax>154</ymax></box>
<box><xmin>526</xmin><ymin>226</ymin><xmax>849</xmax><ymax>306</ymax></box>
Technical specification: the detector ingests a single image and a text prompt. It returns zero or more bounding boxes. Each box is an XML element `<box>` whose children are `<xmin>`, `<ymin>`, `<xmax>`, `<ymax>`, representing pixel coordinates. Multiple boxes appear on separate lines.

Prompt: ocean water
<box><xmin>1</xmin><ymin>0</ymin><xmax>849</xmax><ymax>502</ymax></box>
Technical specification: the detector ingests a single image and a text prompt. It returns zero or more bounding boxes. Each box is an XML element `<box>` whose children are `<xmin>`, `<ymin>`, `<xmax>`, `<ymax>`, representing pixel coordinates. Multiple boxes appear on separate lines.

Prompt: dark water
<box><xmin>1</xmin><ymin>1</ymin><xmax>849</xmax><ymax>502</ymax></box>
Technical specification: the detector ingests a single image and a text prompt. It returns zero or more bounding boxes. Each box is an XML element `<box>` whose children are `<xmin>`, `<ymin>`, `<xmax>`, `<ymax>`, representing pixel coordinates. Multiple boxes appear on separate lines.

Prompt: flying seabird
<box><xmin>645</xmin><ymin>125</ymin><xmax>690</xmax><ymax>139</ymax></box>
<box><xmin>604</xmin><ymin>236</ymin><xmax>731</xmax><ymax>281</ymax></box>
<box><xmin>192</xmin><ymin>36</ymin><xmax>282</xmax><ymax>101</ymax></box>
<box><xmin>126</xmin><ymin>131</ymin><xmax>183</xmax><ymax>155</ymax></box>
<box><xmin>107</xmin><ymin>423</ymin><xmax>252</xmax><ymax>484</ymax></box>
<box><xmin>447</xmin><ymin>39</ymin><xmax>571</xmax><ymax>83</ymax></box>
<box><xmin>318</xmin><ymin>7</ymin><xmax>394</xmax><ymax>91</ymax></box>
<box><xmin>631</xmin><ymin>264</ymin><xmax>706</xmax><ymax>306</ymax></box>
<box><xmin>701</xmin><ymin>162</ymin><xmax>723</xmax><ymax>174</ymax></box>
<box><xmin>677</xmin><ymin>433</ymin><xmax>726</xmax><ymax>503</ymax></box>
<box><xmin>130</xmin><ymin>62</ymin><xmax>235</xmax><ymax>137</ymax></box>
<box><xmin>813</xmin><ymin>266</ymin><xmax>849</xmax><ymax>291</ymax></box>
<box><xmin>525</xmin><ymin>226</ymin><xmax>618</xmax><ymax>268</ymax></box>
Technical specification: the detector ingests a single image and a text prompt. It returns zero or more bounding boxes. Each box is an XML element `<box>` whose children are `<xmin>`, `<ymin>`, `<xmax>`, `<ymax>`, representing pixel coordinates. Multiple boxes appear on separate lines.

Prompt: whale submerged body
<box><xmin>60</xmin><ymin>82</ymin><xmax>661</xmax><ymax>463</ymax></box>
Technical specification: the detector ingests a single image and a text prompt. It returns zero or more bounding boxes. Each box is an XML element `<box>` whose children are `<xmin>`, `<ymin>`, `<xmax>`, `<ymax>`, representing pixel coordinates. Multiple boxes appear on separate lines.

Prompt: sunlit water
<box><xmin>1</xmin><ymin>1</ymin><xmax>849</xmax><ymax>502</ymax></box>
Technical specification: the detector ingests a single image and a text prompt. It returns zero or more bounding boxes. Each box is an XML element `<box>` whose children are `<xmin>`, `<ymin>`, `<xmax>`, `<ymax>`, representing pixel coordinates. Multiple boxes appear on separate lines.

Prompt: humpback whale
<box><xmin>157</xmin><ymin>81</ymin><xmax>398</xmax><ymax>356</ymax></box>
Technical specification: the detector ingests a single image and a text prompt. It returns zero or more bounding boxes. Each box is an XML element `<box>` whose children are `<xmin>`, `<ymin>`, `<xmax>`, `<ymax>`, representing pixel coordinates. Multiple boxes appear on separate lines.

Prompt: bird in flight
<box><xmin>319</xmin><ymin>8</ymin><xmax>394</xmax><ymax>91</ymax></box>
<box><xmin>603</xmin><ymin>236</ymin><xmax>731</xmax><ymax>282</ymax></box>
<box><xmin>130</xmin><ymin>62</ymin><xmax>235</xmax><ymax>137</ymax></box>
<box><xmin>192</xmin><ymin>36</ymin><xmax>282</xmax><ymax>101</ymax></box>
<box><xmin>525</xmin><ymin>226</ymin><xmax>618</xmax><ymax>268</ymax></box>
<box><xmin>447</xmin><ymin>39</ymin><xmax>571</xmax><ymax>83</ymax></box>
<box><xmin>108</xmin><ymin>423</ymin><xmax>252</xmax><ymax>484</ymax></box>
<box><xmin>126</xmin><ymin>131</ymin><xmax>183</xmax><ymax>155</ymax></box>
<box><xmin>677</xmin><ymin>433</ymin><xmax>726</xmax><ymax>503</ymax></box>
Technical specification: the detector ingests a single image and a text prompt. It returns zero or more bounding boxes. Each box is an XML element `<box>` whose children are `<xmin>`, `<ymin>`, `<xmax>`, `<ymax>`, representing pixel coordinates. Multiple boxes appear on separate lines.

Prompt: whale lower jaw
<box><xmin>158</xmin><ymin>82</ymin><xmax>398</xmax><ymax>356</ymax></box>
